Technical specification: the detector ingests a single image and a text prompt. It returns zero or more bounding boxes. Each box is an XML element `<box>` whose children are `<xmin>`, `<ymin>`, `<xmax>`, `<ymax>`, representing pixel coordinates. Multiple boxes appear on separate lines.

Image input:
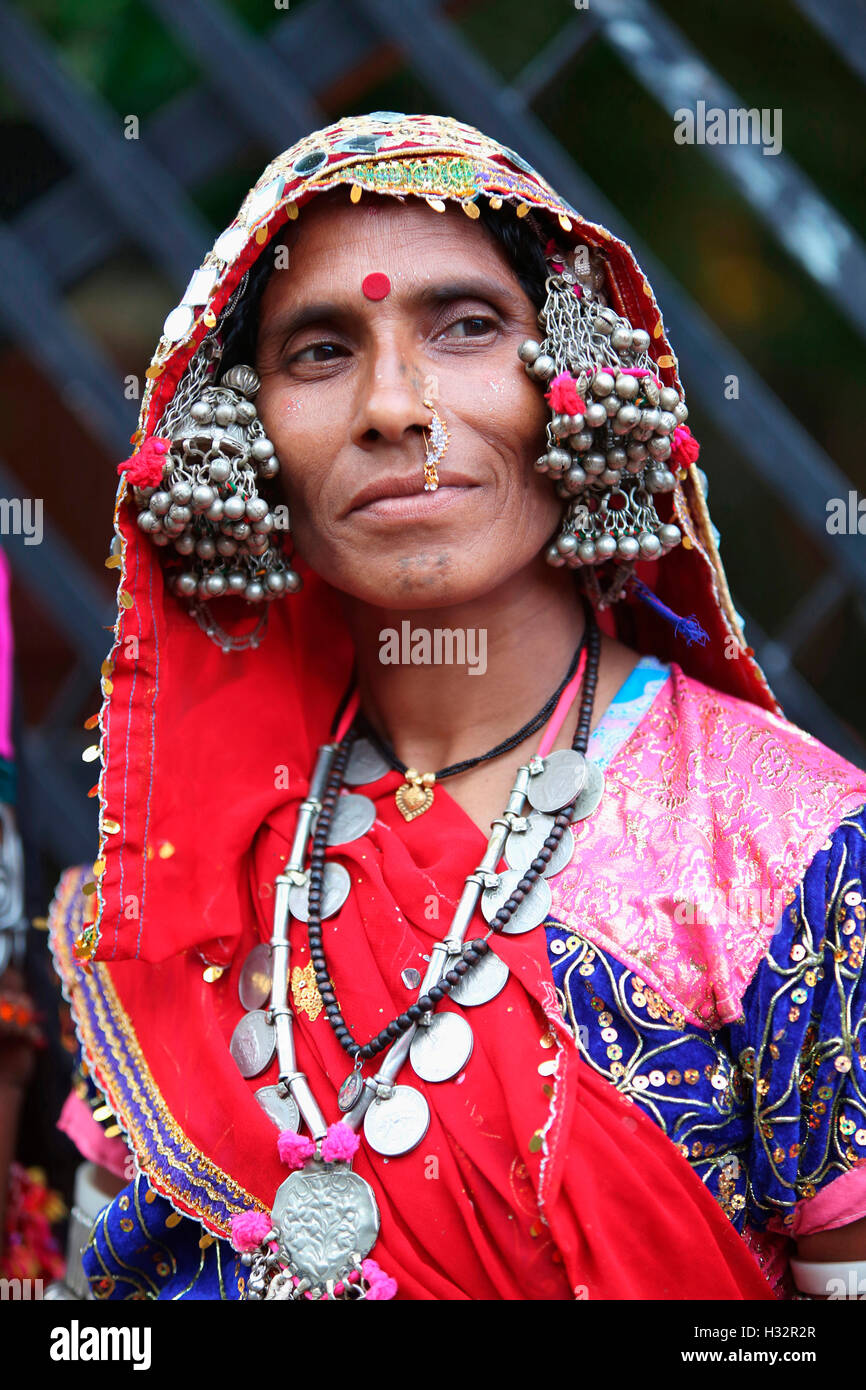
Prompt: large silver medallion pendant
<box><xmin>270</xmin><ymin>1162</ymin><xmax>380</xmax><ymax>1290</ymax></box>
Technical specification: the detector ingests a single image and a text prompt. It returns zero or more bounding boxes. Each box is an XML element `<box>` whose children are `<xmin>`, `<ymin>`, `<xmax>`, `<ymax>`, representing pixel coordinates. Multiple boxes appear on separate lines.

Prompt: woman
<box><xmin>48</xmin><ymin>113</ymin><xmax>866</xmax><ymax>1301</ymax></box>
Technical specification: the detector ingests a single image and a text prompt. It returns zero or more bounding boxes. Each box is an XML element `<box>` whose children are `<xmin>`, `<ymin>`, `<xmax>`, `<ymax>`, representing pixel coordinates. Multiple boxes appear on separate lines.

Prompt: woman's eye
<box><xmin>441</xmin><ymin>315</ymin><xmax>496</xmax><ymax>339</ymax></box>
<box><xmin>287</xmin><ymin>316</ymin><xmax>495</xmax><ymax>363</ymax></box>
<box><xmin>291</xmin><ymin>342</ymin><xmax>345</xmax><ymax>363</ymax></box>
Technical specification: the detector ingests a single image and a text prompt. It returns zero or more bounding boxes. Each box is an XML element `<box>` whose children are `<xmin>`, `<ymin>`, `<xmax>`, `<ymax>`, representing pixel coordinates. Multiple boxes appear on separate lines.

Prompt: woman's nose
<box><xmin>351</xmin><ymin>339</ymin><xmax>432</xmax><ymax>448</ymax></box>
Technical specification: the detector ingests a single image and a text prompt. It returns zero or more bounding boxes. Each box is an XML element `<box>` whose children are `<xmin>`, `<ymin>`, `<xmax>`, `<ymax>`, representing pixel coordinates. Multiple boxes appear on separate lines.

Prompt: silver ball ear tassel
<box><xmin>132</xmin><ymin>356</ymin><xmax>303</xmax><ymax>640</ymax></box>
<box><xmin>521</xmin><ymin>242</ymin><xmax>688</xmax><ymax>601</ymax></box>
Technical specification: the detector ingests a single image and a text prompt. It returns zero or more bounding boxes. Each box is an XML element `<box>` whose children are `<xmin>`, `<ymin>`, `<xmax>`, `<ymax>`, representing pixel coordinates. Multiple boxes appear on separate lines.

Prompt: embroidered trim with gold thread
<box><xmin>48</xmin><ymin>867</ymin><xmax>264</xmax><ymax>1237</ymax></box>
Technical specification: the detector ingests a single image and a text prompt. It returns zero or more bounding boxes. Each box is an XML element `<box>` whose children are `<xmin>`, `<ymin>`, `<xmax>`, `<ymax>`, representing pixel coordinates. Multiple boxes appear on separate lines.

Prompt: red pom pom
<box><xmin>545</xmin><ymin>373</ymin><xmax>586</xmax><ymax>416</ymax></box>
<box><xmin>671</xmin><ymin>425</ymin><xmax>700</xmax><ymax>466</ymax></box>
<box><xmin>117</xmin><ymin>436</ymin><xmax>170</xmax><ymax>489</ymax></box>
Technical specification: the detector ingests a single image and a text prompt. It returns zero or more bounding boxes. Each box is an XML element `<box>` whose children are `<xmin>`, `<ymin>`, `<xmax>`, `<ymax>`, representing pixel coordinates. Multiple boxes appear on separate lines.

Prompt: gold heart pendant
<box><xmin>395</xmin><ymin>780</ymin><xmax>434</xmax><ymax>821</ymax></box>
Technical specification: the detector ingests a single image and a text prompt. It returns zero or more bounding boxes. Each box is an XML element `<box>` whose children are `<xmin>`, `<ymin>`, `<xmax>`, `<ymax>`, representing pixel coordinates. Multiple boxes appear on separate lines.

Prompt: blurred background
<box><xmin>0</xmin><ymin>0</ymin><xmax>864</xmax><ymax>1257</ymax></box>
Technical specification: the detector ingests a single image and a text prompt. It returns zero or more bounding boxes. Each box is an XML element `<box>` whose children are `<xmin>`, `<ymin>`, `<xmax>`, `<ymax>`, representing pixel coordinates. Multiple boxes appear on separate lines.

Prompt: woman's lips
<box><xmin>350</xmin><ymin>484</ymin><xmax>478</xmax><ymax>521</ymax></box>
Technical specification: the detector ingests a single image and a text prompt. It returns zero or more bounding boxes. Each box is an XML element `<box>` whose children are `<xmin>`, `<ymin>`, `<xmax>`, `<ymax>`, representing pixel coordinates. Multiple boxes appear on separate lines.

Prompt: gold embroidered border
<box><xmin>49</xmin><ymin>867</ymin><xmax>264</xmax><ymax>1236</ymax></box>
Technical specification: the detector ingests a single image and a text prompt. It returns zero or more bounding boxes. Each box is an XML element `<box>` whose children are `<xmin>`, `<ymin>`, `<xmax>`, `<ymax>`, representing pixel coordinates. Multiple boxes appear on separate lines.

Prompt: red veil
<box><xmin>51</xmin><ymin>114</ymin><xmax>778</xmax><ymax>1299</ymax></box>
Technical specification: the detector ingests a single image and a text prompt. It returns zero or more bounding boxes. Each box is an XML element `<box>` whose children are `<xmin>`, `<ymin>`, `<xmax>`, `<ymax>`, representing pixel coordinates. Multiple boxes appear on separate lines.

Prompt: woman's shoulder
<box><xmin>654</xmin><ymin>658</ymin><xmax>866</xmax><ymax>808</ymax></box>
<box><xmin>560</xmin><ymin>655</ymin><xmax>866</xmax><ymax>1029</ymax></box>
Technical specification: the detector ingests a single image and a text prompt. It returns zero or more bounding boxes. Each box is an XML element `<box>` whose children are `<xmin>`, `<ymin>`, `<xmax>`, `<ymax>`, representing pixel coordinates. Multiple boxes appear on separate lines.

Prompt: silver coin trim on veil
<box><xmin>342</xmin><ymin>738</ymin><xmax>391</xmax><ymax>787</ymax></box>
<box><xmin>363</xmin><ymin>1084</ymin><xmax>430</xmax><ymax>1156</ymax></box>
<box><xmin>230</xmin><ymin>1009</ymin><xmax>276</xmax><ymax>1078</ymax></box>
<box><xmin>526</xmin><ymin>748</ymin><xmax>586</xmax><ymax>813</ymax></box>
<box><xmin>326</xmin><ymin>793</ymin><xmax>377</xmax><ymax>846</ymax></box>
<box><xmin>504</xmin><ymin>811</ymin><xmax>575</xmax><ymax>878</ymax></box>
<box><xmin>255</xmin><ymin>1084</ymin><xmax>301</xmax><ymax>1133</ymax></box>
<box><xmin>271</xmin><ymin>1164</ymin><xmax>380</xmax><ymax>1285</ymax></box>
<box><xmin>409</xmin><ymin>1011</ymin><xmax>474</xmax><ymax>1083</ymax></box>
<box><xmin>480</xmin><ymin>867</ymin><xmax>553</xmax><ymax>934</ymax></box>
<box><xmin>288</xmin><ymin>861</ymin><xmax>351</xmax><ymax>922</ymax></box>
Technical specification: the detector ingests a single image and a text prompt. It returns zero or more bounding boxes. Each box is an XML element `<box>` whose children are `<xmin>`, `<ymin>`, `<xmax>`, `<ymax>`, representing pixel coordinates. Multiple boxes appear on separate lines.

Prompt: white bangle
<box><xmin>790</xmin><ymin>1256</ymin><xmax>866</xmax><ymax>1297</ymax></box>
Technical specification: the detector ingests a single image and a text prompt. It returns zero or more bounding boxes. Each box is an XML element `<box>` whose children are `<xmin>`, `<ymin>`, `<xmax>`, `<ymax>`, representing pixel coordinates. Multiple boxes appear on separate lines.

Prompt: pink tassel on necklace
<box><xmin>277</xmin><ymin>1130</ymin><xmax>316</xmax><ymax>1170</ymax></box>
<box><xmin>230</xmin><ymin>1210</ymin><xmax>272</xmax><ymax>1253</ymax></box>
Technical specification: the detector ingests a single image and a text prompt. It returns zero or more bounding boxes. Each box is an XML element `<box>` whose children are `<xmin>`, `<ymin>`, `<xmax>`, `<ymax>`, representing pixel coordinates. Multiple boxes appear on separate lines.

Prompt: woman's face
<box><xmin>255</xmin><ymin>193</ymin><xmax>558</xmax><ymax>609</ymax></box>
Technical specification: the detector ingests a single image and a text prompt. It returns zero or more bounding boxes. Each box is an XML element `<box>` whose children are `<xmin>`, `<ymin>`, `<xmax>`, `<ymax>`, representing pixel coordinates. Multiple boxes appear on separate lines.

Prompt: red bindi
<box><xmin>362</xmin><ymin>272</ymin><xmax>391</xmax><ymax>301</ymax></box>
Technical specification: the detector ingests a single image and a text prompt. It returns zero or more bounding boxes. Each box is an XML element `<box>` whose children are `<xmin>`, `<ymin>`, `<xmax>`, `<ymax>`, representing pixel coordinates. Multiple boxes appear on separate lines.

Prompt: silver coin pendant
<box><xmin>363</xmin><ymin>1084</ymin><xmax>430</xmax><ymax>1156</ymax></box>
<box><xmin>342</xmin><ymin>738</ymin><xmax>391</xmax><ymax>787</ymax></box>
<box><xmin>230</xmin><ymin>1009</ymin><xmax>275</xmax><ymax>1078</ymax></box>
<box><xmin>480</xmin><ymin>867</ymin><xmax>552</xmax><ymax>934</ymax></box>
<box><xmin>327</xmin><ymin>793</ymin><xmax>377</xmax><ymax>847</ymax></box>
<box><xmin>255</xmin><ymin>1084</ymin><xmax>300</xmax><ymax>1132</ymax></box>
<box><xmin>526</xmin><ymin>748</ymin><xmax>586</xmax><ymax>813</ymax></box>
<box><xmin>409</xmin><ymin>1011</ymin><xmax>474</xmax><ymax>1083</ymax></box>
<box><xmin>238</xmin><ymin>942</ymin><xmax>277</xmax><ymax>1011</ymax></box>
<box><xmin>288</xmin><ymin>861</ymin><xmax>351</xmax><ymax>922</ymax></box>
<box><xmin>449</xmin><ymin>948</ymin><xmax>510</xmax><ymax>1007</ymax></box>
<box><xmin>570</xmin><ymin>760</ymin><xmax>605</xmax><ymax>821</ymax></box>
<box><xmin>504</xmin><ymin>811</ymin><xmax>575</xmax><ymax>878</ymax></box>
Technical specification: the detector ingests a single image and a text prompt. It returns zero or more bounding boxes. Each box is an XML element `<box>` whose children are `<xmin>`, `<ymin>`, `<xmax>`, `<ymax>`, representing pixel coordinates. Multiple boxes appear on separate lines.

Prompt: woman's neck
<box><xmin>338</xmin><ymin>555</ymin><xmax>586</xmax><ymax>773</ymax></box>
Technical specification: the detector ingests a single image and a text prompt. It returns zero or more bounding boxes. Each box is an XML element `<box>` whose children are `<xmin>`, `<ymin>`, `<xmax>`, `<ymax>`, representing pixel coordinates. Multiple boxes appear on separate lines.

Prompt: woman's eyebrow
<box><xmin>259</xmin><ymin>276</ymin><xmax>522</xmax><ymax>347</ymax></box>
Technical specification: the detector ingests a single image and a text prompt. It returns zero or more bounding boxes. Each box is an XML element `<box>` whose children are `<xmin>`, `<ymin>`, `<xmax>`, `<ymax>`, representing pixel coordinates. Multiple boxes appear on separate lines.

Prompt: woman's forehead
<box><xmin>260</xmin><ymin>193</ymin><xmax>525</xmax><ymax>306</ymax></box>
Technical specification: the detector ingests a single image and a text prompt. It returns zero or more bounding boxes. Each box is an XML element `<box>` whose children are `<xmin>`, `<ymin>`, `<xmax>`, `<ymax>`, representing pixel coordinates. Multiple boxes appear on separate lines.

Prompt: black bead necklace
<box><xmin>306</xmin><ymin>604</ymin><xmax>601</xmax><ymax>1063</ymax></box>
<box><xmin>355</xmin><ymin>623</ymin><xmax>590</xmax><ymax>784</ymax></box>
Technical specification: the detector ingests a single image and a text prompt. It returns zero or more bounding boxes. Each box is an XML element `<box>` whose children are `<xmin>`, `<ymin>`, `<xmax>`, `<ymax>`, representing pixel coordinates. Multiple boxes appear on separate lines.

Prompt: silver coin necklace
<box><xmin>230</xmin><ymin>609</ymin><xmax>602</xmax><ymax>1300</ymax></box>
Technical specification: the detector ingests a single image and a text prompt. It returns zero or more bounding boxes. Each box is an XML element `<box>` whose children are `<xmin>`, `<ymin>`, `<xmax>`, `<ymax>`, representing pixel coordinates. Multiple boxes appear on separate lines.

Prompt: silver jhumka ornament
<box><xmin>519</xmin><ymin>243</ymin><xmax>689</xmax><ymax>604</ymax></box>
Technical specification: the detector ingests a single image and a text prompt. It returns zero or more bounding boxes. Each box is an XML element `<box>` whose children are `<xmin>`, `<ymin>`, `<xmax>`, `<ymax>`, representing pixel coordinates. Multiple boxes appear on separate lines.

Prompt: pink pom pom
<box><xmin>671</xmin><ymin>425</ymin><xmax>700</xmax><ymax>466</ymax></box>
<box><xmin>230</xmin><ymin>1210</ymin><xmax>272</xmax><ymax>1253</ymax></box>
<box><xmin>117</xmin><ymin>436</ymin><xmax>170</xmax><ymax>488</ymax></box>
<box><xmin>277</xmin><ymin>1130</ymin><xmax>315</xmax><ymax>1170</ymax></box>
<box><xmin>545</xmin><ymin>372</ymin><xmax>586</xmax><ymax>417</ymax></box>
<box><xmin>322</xmin><ymin>1121</ymin><xmax>361</xmax><ymax>1164</ymax></box>
<box><xmin>362</xmin><ymin>1258</ymin><xmax>398</xmax><ymax>1300</ymax></box>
